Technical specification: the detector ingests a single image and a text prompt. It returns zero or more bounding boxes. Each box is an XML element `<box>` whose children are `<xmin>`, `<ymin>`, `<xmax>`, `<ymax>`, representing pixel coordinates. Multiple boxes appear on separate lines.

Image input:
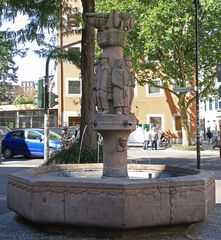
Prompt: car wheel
<box><xmin>3</xmin><ymin>148</ymin><xmax>13</xmax><ymax>159</ymax></box>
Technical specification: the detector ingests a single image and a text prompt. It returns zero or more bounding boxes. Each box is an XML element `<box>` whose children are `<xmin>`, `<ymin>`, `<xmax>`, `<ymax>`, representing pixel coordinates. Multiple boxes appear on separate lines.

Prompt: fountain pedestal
<box><xmin>94</xmin><ymin>114</ymin><xmax>136</xmax><ymax>177</ymax></box>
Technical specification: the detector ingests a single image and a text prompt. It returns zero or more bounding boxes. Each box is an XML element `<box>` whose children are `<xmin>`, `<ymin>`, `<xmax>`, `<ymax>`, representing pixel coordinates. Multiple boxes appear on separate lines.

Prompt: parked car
<box><xmin>0</xmin><ymin>127</ymin><xmax>11</xmax><ymax>158</ymax></box>
<box><xmin>1</xmin><ymin>128</ymin><xmax>62</xmax><ymax>159</ymax></box>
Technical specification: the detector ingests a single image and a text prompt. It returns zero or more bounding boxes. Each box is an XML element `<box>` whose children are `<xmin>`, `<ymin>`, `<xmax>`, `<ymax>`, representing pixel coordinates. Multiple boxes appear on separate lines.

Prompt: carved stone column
<box><xmin>87</xmin><ymin>10</ymin><xmax>136</xmax><ymax>178</ymax></box>
<box><xmin>94</xmin><ymin>114</ymin><xmax>136</xmax><ymax>177</ymax></box>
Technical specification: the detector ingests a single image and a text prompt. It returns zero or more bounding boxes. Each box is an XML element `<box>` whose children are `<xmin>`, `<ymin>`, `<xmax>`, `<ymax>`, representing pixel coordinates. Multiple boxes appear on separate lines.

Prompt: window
<box><xmin>146</xmin><ymin>79</ymin><xmax>163</xmax><ymax>96</ymax></box>
<box><xmin>204</xmin><ymin>100</ymin><xmax>207</xmax><ymax>111</ymax></box>
<box><xmin>218</xmin><ymin>98</ymin><xmax>221</xmax><ymax>110</ymax></box>
<box><xmin>67</xmin><ymin>79</ymin><xmax>81</xmax><ymax>95</ymax></box>
<box><xmin>209</xmin><ymin>98</ymin><xmax>213</xmax><ymax>110</ymax></box>
<box><xmin>10</xmin><ymin>131</ymin><xmax>24</xmax><ymax>139</ymax></box>
<box><xmin>215</xmin><ymin>97</ymin><xmax>218</xmax><ymax>110</ymax></box>
<box><xmin>173</xmin><ymin>115</ymin><xmax>182</xmax><ymax>131</ymax></box>
<box><xmin>147</xmin><ymin>114</ymin><xmax>164</xmax><ymax>131</ymax></box>
<box><xmin>27</xmin><ymin>131</ymin><xmax>42</xmax><ymax>140</ymax></box>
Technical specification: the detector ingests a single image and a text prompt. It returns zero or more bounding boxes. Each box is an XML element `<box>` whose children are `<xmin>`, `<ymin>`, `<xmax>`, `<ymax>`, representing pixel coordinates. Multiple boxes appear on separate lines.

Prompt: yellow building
<box><xmin>57</xmin><ymin>1</ymin><xmax>82</xmax><ymax>127</ymax></box>
<box><xmin>131</xmin><ymin>80</ymin><xmax>198</xmax><ymax>139</ymax></box>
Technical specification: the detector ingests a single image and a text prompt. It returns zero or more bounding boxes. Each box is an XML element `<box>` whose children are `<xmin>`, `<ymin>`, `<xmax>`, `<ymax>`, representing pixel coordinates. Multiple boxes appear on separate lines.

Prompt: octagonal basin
<box><xmin>7</xmin><ymin>164</ymin><xmax>215</xmax><ymax>229</ymax></box>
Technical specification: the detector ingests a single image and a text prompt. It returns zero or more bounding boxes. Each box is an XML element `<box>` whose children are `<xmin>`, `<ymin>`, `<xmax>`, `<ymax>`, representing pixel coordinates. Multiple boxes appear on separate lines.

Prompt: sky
<box><xmin>14</xmin><ymin>45</ymin><xmax>47</xmax><ymax>83</ymax></box>
<box><xmin>2</xmin><ymin>15</ymin><xmax>54</xmax><ymax>84</ymax></box>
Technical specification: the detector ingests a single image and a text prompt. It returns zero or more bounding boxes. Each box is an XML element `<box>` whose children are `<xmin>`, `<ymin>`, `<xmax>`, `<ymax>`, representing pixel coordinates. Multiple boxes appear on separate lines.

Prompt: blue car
<box><xmin>1</xmin><ymin>128</ymin><xmax>62</xmax><ymax>159</ymax></box>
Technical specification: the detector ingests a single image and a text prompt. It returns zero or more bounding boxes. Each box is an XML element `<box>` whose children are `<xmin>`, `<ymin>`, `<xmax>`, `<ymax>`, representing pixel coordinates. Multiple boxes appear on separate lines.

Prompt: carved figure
<box><xmin>116</xmin><ymin>137</ymin><xmax>127</xmax><ymax>152</ymax></box>
<box><xmin>87</xmin><ymin>10</ymin><xmax>135</xmax><ymax>115</ymax></box>
<box><xmin>94</xmin><ymin>55</ymin><xmax>111</xmax><ymax>114</ymax></box>
<box><xmin>112</xmin><ymin>59</ymin><xmax>129</xmax><ymax>114</ymax></box>
<box><xmin>123</xmin><ymin>56</ymin><xmax>136</xmax><ymax>114</ymax></box>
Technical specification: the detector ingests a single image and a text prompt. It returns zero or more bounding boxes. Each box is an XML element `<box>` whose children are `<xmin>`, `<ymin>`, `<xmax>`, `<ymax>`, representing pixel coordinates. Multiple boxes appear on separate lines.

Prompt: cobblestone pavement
<box><xmin>0</xmin><ymin>146</ymin><xmax>221</xmax><ymax>239</ymax></box>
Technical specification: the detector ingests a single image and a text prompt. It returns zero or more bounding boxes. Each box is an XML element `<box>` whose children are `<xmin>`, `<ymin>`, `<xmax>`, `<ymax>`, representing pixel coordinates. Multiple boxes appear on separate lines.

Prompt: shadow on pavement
<box><xmin>5</xmin><ymin>213</ymin><xmax>192</xmax><ymax>240</ymax></box>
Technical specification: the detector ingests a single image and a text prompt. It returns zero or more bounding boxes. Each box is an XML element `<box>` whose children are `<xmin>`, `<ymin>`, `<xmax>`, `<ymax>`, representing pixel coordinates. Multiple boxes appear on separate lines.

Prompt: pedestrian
<box><xmin>61</xmin><ymin>127</ymin><xmax>73</xmax><ymax>149</ymax></box>
<box><xmin>143</xmin><ymin>128</ymin><xmax>150</xmax><ymax>150</ymax></box>
<box><xmin>206</xmin><ymin>128</ymin><xmax>213</xmax><ymax>146</ymax></box>
<box><xmin>76</xmin><ymin>128</ymin><xmax>80</xmax><ymax>142</ymax></box>
<box><xmin>159</xmin><ymin>132</ymin><xmax>168</xmax><ymax>148</ymax></box>
<box><xmin>150</xmin><ymin>127</ymin><xmax>158</xmax><ymax>150</ymax></box>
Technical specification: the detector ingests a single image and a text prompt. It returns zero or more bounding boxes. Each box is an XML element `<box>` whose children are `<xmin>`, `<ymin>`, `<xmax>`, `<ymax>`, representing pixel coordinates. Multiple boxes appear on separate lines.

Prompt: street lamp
<box><xmin>43</xmin><ymin>40</ymin><xmax>81</xmax><ymax>162</ymax></box>
<box><xmin>194</xmin><ymin>0</ymin><xmax>201</xmax><ymax>169</ymax></box>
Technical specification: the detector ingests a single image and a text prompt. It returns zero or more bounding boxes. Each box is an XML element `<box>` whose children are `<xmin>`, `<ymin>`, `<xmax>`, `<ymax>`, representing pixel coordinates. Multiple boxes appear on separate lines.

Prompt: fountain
<box><xmin>7</xmin><ymin>10</ymin><xmax>215</xmax><ymax>229</ymax></box>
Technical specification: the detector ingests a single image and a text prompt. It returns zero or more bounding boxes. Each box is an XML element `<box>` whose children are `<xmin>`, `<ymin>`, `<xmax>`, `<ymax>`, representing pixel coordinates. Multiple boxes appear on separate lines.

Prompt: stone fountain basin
<box><xmin>7</xmin><ymin>164</ymin><xmax>215</xmax><ymax>229</ymax></box>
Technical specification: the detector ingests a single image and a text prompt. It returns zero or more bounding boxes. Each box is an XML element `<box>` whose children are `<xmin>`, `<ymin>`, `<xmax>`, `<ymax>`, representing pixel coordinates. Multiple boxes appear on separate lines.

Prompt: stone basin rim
<box><xmin>27</xmin><ymin>163</ymin><xmax>200</xmax><ymax>176</ymax></box>
<box><xmin>7</xmin><ymin>163</ymin><xmax>213</xmax><ymax>187</ymax></box>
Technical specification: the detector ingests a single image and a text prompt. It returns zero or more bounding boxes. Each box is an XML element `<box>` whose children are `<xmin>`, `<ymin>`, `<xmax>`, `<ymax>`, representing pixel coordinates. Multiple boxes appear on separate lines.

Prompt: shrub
<box><xmin>43</xmin><ymin>142</ymin><xmax>103</xmax><ymax>166</ymax></box>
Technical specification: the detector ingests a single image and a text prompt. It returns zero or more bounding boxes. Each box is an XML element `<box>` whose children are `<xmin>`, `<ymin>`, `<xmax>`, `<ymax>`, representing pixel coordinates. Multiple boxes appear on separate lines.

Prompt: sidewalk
<box><xmin>0</xmin><ymin>147</ymin><xmax>221</xmax><ymax>239</ymax></box>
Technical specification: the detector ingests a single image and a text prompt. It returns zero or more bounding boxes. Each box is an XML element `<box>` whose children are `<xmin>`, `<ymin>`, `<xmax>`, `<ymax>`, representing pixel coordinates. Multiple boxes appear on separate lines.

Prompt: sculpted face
<box><xmin>124</xmin><ymin>57</ymin><xmax>132</xmax><ymax>68</ymax></box>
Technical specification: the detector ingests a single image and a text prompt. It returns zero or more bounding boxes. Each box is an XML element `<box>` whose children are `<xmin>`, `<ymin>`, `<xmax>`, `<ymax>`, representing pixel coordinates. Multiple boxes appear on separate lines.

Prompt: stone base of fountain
<box><xmin>7</xmin><ymin>164</ymin><xmax>215</xmax><ymax>229</ymax></box>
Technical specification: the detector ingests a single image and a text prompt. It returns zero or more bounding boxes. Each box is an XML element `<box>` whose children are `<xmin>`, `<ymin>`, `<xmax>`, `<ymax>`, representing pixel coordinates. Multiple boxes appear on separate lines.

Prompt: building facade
<box><xmin>131</xmin><ymin>81</ymin><xmax>197</xmax><ymax>139</ymax></box>
<box><xmin>56</xmin><ymin>0</ymin><xmax>82</xmax><ymax>127</ymax></box>
<box><xmin>200</xmin><ymin>80</ymin><xmax>221</xmax><ymax>134</ymax></box>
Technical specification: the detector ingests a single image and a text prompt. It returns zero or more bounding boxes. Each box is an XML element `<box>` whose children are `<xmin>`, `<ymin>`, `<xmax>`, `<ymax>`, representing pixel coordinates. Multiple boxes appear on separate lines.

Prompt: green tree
<box><xmin>96</xmin><ymin>0</ymin><xmax>221</xmax><ymax>146</ymax></box>
<box><xmin>0</xmin><ymin>0</ymin><xmax>97</xmax><ymax>150</ymax></box>
<box><xmin>0</xmin><ymin>32</ymin><xmax>18</xmax><ymax>101</ymax></box>
<box><xmin>13</xmin><ymin>95</ymin><xmax>34</xmax><ymax>105</ymax></box>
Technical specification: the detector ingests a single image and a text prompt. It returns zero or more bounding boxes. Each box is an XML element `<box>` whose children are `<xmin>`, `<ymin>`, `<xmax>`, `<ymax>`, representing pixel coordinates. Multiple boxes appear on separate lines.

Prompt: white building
<box><xmin>200</xmin><ymin>79</ymin><xmax>221</xmax><ymax>133</ymax></box>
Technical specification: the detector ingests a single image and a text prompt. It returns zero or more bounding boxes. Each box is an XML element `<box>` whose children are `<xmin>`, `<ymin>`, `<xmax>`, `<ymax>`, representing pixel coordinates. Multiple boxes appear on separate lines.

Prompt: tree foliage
<box><xmin>96</xmin><ymin>0</ymin><xmax>221</xmax><ymax>145</ymax></box>
<box><xmin>0</xmin><ymin>33</ymin><xmax>17</xmax><ymax>101</ymax></box>
<box><xmin>13</xmin><ymin>95</ymin><xmax>34</xmax><ymax>105</ymax></box>
<box><xmin>0</xmin><ymin>0</ymin><xmax>96</xmax><ymax>150</ymax></box>
<box><xmin>0</xmin><ymin>0</ymin><xmax>80</xmax><ymax>97</ymax></box>
<box><xmin>96</xmin><ymin>0</ymin><xmax>221</xmax><ymax>94</ymax></box>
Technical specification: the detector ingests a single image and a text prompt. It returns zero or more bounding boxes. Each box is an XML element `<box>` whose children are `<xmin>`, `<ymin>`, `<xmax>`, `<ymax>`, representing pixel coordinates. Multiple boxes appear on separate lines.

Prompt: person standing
<box><xmin>61</xmin><ymin>127</ymin><xmax>73</xmax><ymax>149</ymax></box>
<box><xmin>143</xmin><ymin>128</ymin><xmax>150</xmax><ymax>150</ymax></box>
<box><xmin>206</xmin><ymin>128</ymin><xmax>213</xmax><ymax>146</ymax></box>
<box><xmin>150</xmin><ymin>127</ymin><xmax>158</xmax><ymax>150</ymax></box>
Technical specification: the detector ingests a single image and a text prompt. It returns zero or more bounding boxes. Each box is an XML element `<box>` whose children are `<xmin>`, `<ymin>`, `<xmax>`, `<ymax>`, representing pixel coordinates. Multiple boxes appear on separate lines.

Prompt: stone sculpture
<box><xmin>87</xmin><ymin>9</ymin><xmax>137</xmax><ymax>178</ymax></box>
<box><xmin>112</xmin><ymin>58</ymin><xmax>128</xmax><ymax>114</ymax></box>
<box><xmin>124</xmin><ymin>55</ymin><xmax>136</xmax><ymax>113</ymax></box>
<box><xmin>93</xmin><ymin>55</ymin><xmax>111</xmax><ymax>114</ymax></box>
<box><xmin>88</xmin><ymin>9</ymin><xmax>135</xmax><ymax>115</ymax></box>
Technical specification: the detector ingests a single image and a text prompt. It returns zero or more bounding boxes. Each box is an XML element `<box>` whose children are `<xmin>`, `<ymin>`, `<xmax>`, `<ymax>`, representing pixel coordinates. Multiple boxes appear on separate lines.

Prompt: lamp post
<box><xmin>194</xmin><ymin>0</ymin><xmax>201</xmax><ymax>169</ymax></box>
<box><xmin>43</xmin><ymin>40</ymin><xmax>81</xmax><ymax>162</ymax></box>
